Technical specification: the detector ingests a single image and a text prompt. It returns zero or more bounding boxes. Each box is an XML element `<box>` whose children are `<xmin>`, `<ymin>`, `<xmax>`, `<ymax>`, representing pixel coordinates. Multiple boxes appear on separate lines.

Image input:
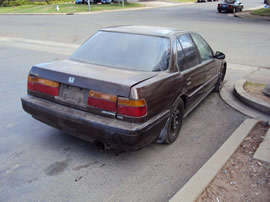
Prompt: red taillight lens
<box><xmin>229</xmin><ymin>5</ymin><xmax>233</xmax><ymax>8</ymax></box>
<box><xmin>117</xmin><ymin>98</ymin><xmax>147</xmax><ymax>117</ymax></box>
<box><xmin>87</xmin><ymin>90</ymin><xmax>117</xmax><ymax>112</ymax></box>
<box><xmin>27</xmin><ymin>76</ymin><xmax>59</xmax><ymax>96</ymax></box>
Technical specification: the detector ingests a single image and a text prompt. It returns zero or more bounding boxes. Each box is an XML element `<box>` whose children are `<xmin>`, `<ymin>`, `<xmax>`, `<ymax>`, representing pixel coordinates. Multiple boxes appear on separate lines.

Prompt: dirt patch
<box><xmin>244</xmin><ymin>81</ymin><xmax>270</xmax><ymax>104</ymax></box>
<box><xmin>196</xmin><ymin>122</ymin><xmax>270</xmax><ymax>202</ymax></box>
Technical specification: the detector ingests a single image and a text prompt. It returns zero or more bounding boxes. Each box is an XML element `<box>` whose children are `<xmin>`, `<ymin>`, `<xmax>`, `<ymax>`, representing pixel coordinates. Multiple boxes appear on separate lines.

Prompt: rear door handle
<box><xmin>186</xmin><ymin>77</ymin><xmax>192</xmax><ymax>86</ymax></box>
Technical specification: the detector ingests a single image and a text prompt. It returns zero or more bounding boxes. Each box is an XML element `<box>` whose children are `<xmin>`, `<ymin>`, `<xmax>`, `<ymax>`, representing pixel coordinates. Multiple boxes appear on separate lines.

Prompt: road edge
<box><xmin>234</xmin><ymin>79</ymin><xmax>270</xmax><ymax>115</ymax></box>
<box><xmin>169</xmin><ymin>118</ymin><xmax>258</xmax><ymax>202</ymax></box>
<box><xmin>234</xmin><ymin>9</ymin><xmax>270</xmax><ymax>21</ymax></box>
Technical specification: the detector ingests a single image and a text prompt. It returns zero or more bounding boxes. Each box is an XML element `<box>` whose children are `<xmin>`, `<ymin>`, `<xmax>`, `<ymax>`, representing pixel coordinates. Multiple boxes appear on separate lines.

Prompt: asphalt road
<box><xmin>0</xmin><ymin>0</ymin><xmax>267</xmax><ymax>201</ymax></box>
<box><xmin>0</xmin><ymin>0</ymin><xmax>269</xmax><ymax>67</ymax></box>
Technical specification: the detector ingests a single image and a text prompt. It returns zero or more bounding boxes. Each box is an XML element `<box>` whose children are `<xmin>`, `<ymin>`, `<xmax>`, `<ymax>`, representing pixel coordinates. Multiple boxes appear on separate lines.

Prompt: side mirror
<box><xmin>214</xmin><ymin>51</ymin><xmax>225</xmax><ymax>60</ymax></box>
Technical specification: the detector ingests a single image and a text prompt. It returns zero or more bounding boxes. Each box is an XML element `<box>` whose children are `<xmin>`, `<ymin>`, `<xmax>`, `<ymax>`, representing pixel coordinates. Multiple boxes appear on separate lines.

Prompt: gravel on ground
<box><xmin>196</xmin><ymin>122</ymin><xmax>270</xmax><ymax>202</ymax></box>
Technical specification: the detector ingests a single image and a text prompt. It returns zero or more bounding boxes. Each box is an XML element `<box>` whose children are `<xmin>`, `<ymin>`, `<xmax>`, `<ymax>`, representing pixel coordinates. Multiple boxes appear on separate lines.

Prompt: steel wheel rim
<box><xmin>219</xmin><ymin>71</ymin><xmax>224</xmax><ymax>91</ymax></box>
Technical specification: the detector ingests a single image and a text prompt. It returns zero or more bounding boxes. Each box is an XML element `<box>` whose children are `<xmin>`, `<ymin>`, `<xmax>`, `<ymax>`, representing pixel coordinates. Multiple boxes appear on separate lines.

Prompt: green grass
<box><xmin>251</xmin><ymin>7</ymin><xmax>270</xmax><ymax>17</ymax></box>
<box><xmin>0</xmin><ymin>2</ymin><xmax>143</xmax><ymax>13</ymax></box>
<box><xmin>244</xmin><ymin>81</ymin><xmax>265</xmax><ymax>88</ymax></box>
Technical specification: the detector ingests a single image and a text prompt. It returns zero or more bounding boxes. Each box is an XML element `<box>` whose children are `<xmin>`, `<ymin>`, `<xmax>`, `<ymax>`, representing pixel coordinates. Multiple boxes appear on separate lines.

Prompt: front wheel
<box><xmin>163</xmin><ymin>98</ymin><xmax>184</xmax><ymax>144</ymax></box>
<box><xmin>214</xmin><ymin>67</ymin><xmax>226</xmax><ymax>92</ymax></box>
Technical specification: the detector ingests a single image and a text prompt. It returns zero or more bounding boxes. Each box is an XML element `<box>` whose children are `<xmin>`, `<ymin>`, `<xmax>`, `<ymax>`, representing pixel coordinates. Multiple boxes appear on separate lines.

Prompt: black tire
<box><xmin>214</xmin><ymin>67</ymin><xmax>226</xmax><ymax>92</ymax></box>
<box><xmin>163</xmin><ymin>98</ymin><xmax>184</xmax><ymax>144</ymax></box>
<box><xmin>218</xmin><ymin>9</ymin><xmax>221</xmax><ymax>13</ymax></box>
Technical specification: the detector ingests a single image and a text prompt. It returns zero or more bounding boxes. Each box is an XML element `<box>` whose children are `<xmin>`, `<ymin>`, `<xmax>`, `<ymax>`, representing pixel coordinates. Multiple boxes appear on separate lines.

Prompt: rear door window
<box><xmin>176</xmin><ymin>39</ymin><xmax>187</xmax><ymax>71</ymax></box>
<box><xmin>191</xmin><ymin>33</ymin><xmax>213</xmax><ymax>63</ymax></box>
<box><xmin>177</xmin><ymin>34</ymin><xmax>200</xmax><ymax>70</ymax></box>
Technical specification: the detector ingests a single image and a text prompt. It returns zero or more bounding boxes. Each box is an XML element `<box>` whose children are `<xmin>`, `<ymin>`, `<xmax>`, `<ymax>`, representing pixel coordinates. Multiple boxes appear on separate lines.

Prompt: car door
<box><xmin>234</xmin><ymin>0</ymin><xmax>243</xmax><ymax>10</ymax></box>
<box><xmin>191</xmin><ymin>33</ymin><xmax>219</xmax><ymax>93</ymax></box>
<box><xmin>176</xmin><ymin>34</ymin><xmax>207</xmax><ymax>111</ymax></box>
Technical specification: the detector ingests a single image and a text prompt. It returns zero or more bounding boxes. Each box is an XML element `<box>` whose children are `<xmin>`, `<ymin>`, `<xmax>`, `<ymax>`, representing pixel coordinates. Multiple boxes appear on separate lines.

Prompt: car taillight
<box><xmin>87</xmin><ymin>90</ymin><xmax>147</xmax><ymax>117</ymax></box>
<box><xmin>117</xmin><ymin>98</ymin><xmax>147</xmax><ymax>117</ymax></box>
<box><xmin>229</xmin><ymin>5</ymin><xmax>233</xmax><ymax>8</ymax></box>
<box><xmin>218</xmin><ymin>4</ymin><xmax>221</xmax><ymax>7</ymax></box>
<box><xmin>87</xmin><ymin>90</ymin><xmax>117</xmax><ymax>112</ymax></box>
<box><xmin>27</xmin><ymin>76</ymin><xmax>59</xmax><ymax>96</ymax></box>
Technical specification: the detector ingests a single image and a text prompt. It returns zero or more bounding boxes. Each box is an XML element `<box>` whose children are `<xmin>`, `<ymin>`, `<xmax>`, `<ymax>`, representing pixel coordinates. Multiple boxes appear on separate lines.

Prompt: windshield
<box><xmin>71</xmin><ymin>31</ymin><xmax>171</xmax><ymax>72</ymax></box>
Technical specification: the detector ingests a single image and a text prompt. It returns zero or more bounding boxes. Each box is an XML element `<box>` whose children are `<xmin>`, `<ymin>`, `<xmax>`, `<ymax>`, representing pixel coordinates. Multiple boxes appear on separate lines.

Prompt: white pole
<box><xmin>88</xmin><ymin>0</ymin><xmax>91</xmax><ymax>11</ymax></box>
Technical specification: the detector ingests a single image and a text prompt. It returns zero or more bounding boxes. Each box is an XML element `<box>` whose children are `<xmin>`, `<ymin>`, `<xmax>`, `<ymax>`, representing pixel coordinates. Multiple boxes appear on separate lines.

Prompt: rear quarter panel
<box><xmin>130</xmin><ymin>72</ymin><xmax>184</xmax><ymax>122</ymax></box>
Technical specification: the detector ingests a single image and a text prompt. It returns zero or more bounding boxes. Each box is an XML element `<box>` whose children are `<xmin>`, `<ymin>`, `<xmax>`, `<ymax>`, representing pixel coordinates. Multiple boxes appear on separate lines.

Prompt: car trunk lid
<box><xmin>30</xmin><ymin>59</ymin><xmax>157</xmax><ymax>97</ymax></box>
<box><xmin>28</xmin><ymin>59</ymin><xmax>157</xmax><ymax>119</ymax></box>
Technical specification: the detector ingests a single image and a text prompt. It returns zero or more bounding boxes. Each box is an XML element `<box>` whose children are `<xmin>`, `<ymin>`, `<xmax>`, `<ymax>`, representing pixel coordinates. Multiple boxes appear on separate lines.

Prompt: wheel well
<box><xmin>180</xmin><ymin>95</ymin><xmax>187</xmax><ymax>109</ymax></box>
<box><xmin>223</xmin><ymin>62</ymin><xmax>227</xmax><ymax>75</ymax></box>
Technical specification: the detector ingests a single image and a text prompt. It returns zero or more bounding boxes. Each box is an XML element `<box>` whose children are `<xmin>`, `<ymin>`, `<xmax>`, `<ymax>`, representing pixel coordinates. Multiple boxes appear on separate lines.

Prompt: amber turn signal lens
<box><xmin>28</xmin><ymin>76</ymin><xmax>59</xmax><ymax>88</ymax></box>
<box><xmin>88</xmin><ymin>90</ymin><xmax>117</xmax><ymax>102</ymax></box>
<box><xmin>118</xmin><ymin>98</ymin><xmax>146</xmax><ymax>107</ymax></box>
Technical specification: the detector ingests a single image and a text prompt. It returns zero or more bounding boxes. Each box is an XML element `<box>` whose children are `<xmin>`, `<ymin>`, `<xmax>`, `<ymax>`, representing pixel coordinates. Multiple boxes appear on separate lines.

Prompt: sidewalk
<box><xmin>221</xmin><ymin>63</ymin><xmax>270</xmax><ymax>167</ymax></box>
<box><xmin>222</xmin><ymin>63</ymin><xmax>270</xmax><ymax>161</ymax></box>
<box><xmin>220</xmin><ymin>64</ymin><xmax>270</xmax><ymax>121</ymax></box>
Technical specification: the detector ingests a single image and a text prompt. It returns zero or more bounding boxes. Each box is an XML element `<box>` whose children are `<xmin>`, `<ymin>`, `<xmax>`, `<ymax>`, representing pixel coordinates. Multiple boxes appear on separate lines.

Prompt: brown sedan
<box><xmin>21</xmin><ymin>26</ymin><xmax>226</xmax><ymax>150</ymax></box>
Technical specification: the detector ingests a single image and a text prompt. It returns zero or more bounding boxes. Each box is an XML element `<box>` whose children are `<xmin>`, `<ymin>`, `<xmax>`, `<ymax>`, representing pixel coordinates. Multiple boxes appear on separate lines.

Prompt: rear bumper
<box><xmin>21</xmin><ymin>95</ymin><xmax>169</xmax><ymax>150</ymax></box>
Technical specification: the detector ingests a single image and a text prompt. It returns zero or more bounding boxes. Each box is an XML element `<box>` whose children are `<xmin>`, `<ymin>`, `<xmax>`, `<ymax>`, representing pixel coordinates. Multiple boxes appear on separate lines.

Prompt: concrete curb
<box><xmin>169</xmin><ymin>119</ymin><xmax>258</xmax><ymax>202</ymax></box>
<box><xmin>234</xmin><ymin>10</ymin><xmax>270</xmax><ymax>21</ymax></box>
<box><xmin>253</xmin><ymin>127</ymin><xmax>270</xmax><ymax>163</ymax></box>
<box><xmin>234</xmin><ymin>79</ymin><xmax>270</xmax><ymax>115</ymax></box>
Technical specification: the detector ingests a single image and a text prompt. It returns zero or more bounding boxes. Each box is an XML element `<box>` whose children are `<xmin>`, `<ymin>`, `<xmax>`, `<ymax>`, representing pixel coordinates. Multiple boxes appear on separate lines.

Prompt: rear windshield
<box><xmin>222</xmin><ymin>0</ymin><xmax>236</xmax><ymax>3</ymax></box>
<box><xmin>70</xmin><ymin>31</ymin><xmax>171</xmax><ymax>72</ymax></box>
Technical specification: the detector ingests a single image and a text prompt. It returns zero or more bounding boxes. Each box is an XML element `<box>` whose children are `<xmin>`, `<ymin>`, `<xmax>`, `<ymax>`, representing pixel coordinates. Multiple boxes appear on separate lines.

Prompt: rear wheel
<box><xmin>163</xmin><ymin>98</ymin><xmax>184</xmax><ymax>144</ymax></box>
<box><xmin>218</xmin><ymin>9</ymin><xmax>221</xmax><ymax>13</ymax></box>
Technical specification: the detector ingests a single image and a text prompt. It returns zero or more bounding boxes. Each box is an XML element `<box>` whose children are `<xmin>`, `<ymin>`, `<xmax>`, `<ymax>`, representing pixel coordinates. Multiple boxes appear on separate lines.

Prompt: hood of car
<box><xmin>29</xmin><ymin>59</ymin><xmax>158</xmax><ymax>97</ymax></box>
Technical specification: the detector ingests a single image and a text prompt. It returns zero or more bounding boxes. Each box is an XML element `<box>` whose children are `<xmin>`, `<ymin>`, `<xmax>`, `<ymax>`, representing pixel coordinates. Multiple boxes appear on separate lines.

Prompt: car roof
<box><xmin>100</xmin><ymin>25</ymin><xmax>187</xmax><ymax>37</ymax></box>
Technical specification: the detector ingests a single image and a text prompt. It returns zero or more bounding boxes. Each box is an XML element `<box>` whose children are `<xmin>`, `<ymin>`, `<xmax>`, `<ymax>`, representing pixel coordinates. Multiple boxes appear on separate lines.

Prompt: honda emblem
<box><xmin>68</xmin><ymin>77</ymin><xmax>75</xmax><ymax>84</ymax></box>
